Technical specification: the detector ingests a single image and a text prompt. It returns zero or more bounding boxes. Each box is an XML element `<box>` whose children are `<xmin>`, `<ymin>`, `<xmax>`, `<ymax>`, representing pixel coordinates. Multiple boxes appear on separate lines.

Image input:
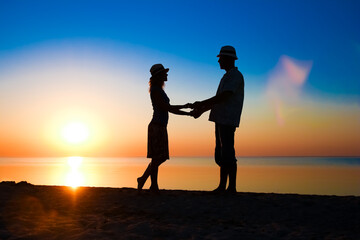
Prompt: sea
<box><xmin>1</xmin><ymin>157</ymin><xmax>359</xmax><ymax>196</ymax></box>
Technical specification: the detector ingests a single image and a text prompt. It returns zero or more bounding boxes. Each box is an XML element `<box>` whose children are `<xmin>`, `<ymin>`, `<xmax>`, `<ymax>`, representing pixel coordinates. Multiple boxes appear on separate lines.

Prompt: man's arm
<box><xmin>191</xmin><ymin>91</ymin><xmax>233</xmax><ymax>118</ymax></box>
<box><xmin>194</xmin><ymin>91</ymin><xmax>232</xmax><ymax>109</ymax></box>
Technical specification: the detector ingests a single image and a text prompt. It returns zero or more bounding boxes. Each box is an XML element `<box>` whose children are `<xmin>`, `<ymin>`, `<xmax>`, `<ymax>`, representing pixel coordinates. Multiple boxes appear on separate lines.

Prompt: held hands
<box><xmin>183</xmin><ymin>101</ymin><xmax>206</xmax><ymax>119</ymax></box>
<box><xmin>183</xmin><ymin>103</ymin><xmax>194</xmax><ymax>109</ymax></box>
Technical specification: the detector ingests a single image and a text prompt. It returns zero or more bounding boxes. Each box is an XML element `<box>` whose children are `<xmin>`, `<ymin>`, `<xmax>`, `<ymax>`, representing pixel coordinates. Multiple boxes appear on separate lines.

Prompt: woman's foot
<box><xmin>137</xmin><ymin>177</ymin><xmax>145</xmax><ymax>192</ymax></box>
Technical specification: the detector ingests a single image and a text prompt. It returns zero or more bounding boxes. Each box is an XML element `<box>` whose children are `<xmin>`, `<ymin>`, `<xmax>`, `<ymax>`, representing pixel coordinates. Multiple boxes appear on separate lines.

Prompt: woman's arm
<box><xmin>168</xmin><ymin>105</ymin><xmax>191</xmax><ymax>115</ymax></box>
<box><xmin>152</xmin><ymin>91</ymin><xmax>191</xmax><ymax>116</ymax></box>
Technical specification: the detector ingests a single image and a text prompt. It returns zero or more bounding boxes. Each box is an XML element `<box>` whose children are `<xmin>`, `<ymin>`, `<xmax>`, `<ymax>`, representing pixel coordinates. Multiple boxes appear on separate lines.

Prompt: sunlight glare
<box><xmin>68</xmin><ymin>156</ymin><xmax>83</xmax><ymax>169</ymax></box>
<box><xmin>66</xmin><ymin>171</ymin><xmax>84</xmax><ymax>189</ymax></box>
<box><xmin>66</xmin><ymin>156</ymin><xmax>84</xmax><ymax>189</ymax></box>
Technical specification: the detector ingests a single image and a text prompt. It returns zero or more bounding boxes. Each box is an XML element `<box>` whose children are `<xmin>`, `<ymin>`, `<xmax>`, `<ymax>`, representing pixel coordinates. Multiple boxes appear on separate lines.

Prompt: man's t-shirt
<box><xmin>209</xmin><ymin>67</ymin><xmax>244</xmax><ymax>127</ymax></box>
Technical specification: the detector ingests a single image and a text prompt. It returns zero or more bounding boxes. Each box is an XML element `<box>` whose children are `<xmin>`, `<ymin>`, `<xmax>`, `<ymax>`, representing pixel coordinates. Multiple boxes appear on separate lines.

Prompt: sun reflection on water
<box><xmin>66</xmin><ymin>156</ymin><xmax>84</xmax><ymax>189</ymax></box>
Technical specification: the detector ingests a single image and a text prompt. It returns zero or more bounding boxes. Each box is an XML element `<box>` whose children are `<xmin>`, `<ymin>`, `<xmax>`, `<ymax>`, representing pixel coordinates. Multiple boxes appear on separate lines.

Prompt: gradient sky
<box><xmin>0</xmin><ymin>0</ymin><xmax>359</xmax><ymax>157</ymax></box>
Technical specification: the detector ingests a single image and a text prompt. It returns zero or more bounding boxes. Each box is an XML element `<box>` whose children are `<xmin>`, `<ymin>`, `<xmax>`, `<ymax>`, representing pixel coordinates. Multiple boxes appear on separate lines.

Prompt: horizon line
<box><xmin>0</xmin><ymin>155</ymin><xmax>359</xmax><ymax>158</ymax></box>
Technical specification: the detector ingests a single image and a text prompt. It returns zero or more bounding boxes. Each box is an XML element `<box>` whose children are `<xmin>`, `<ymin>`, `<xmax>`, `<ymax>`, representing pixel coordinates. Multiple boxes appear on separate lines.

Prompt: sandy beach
<box><xmin>0</xmin><ymin>181</ymin><xmax>359</xmax><ymax>240</ymax></box>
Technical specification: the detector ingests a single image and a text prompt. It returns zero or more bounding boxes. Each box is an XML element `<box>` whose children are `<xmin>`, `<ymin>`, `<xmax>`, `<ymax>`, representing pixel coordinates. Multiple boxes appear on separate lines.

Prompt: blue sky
<box><xmin>1</xmin><ymin>0</ymin><xmax>359</xmax><ymax>99</ymax></box>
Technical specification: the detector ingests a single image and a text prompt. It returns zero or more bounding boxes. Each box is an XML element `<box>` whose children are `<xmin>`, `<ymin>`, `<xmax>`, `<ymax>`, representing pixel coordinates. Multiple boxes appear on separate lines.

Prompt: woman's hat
<box><xmin>217</xmin><ymin>45</ymin><xmax>238</xmax><ymax>60</ymax></box>
<box><xmin>150</xmin><ymin>64</ymin><xmax>169</xmax><ymax>77</ymax></box>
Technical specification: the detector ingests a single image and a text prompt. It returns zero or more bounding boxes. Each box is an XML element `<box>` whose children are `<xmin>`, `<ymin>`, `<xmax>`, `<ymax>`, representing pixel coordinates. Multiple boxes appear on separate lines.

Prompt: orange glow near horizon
<box><xmin>235</xmin><ymin>99</ymin><xmax>360</xmax><ymax>156</ymax></box>
<box><xmin>0</xmin><ymin>100</ymin><xmax>359</xmax><ymax>157</ymax></box>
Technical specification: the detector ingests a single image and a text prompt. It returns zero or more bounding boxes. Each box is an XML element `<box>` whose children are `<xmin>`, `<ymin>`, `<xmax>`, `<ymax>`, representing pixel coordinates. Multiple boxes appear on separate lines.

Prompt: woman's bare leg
<box><xmin>137</xmin><ymin>163</ymin><xmax>152</xmax><ymax>191</ymax></box>
<box><xmin>150</xmin><ymin>158</ymin><xmax>166</xmax><ymax>192</ymax></box>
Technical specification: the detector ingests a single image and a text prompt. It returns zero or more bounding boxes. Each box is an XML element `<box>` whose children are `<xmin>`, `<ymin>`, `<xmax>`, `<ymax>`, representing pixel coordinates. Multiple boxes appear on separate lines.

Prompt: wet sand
<box><xmin>0</xmin><ymin>181</ymin><xmax>359</xmax><ymax>239</ymax></box>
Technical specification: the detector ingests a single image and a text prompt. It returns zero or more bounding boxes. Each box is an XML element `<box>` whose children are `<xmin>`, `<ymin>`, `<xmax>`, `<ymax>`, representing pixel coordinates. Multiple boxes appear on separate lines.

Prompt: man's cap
<box><xmin>150</xmin><ymin>64</ymin><xmax>169</xmax><ymax>77</ymax></box>
<box><xmin>217</xmin><ymin>45</ymin><xmax>238</xmax><ymax>60</ymax></box>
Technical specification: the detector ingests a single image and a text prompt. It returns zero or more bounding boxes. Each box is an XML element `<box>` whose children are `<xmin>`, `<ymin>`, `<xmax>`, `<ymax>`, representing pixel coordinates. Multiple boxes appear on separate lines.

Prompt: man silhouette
<box><xmin>191</xmin><ymin>45</ymin><xmax>244</xmax><ymax>193</ymax></box>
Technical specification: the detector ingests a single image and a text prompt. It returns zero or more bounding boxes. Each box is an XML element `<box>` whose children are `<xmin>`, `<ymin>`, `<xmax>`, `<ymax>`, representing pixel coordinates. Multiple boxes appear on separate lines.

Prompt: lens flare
<box><xmin>267</xmin><ymin>55</ymin><xmax>313</xmax><ymax>125</ymax></box>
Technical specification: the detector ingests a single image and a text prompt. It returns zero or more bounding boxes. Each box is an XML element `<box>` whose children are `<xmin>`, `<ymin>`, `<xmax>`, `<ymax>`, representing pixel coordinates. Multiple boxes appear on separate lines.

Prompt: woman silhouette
<box><xmin>137</xmin><ymin>64</ymin><xmax>191</xmax><ymax>192</ymax></box>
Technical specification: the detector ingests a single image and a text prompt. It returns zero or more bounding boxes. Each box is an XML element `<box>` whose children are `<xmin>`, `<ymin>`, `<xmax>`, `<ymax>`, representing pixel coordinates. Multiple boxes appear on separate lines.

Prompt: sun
<box><xmin>61</xmin><ymin>122</ymin><xmax>90</xmax><ymax>144</ymax></box>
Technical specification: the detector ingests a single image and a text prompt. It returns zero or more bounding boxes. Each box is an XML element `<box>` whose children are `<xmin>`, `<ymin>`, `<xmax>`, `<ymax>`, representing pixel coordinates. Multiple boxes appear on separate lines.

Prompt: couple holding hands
<box><xmin>137</xmin><ymin>46</ymin><xmax>245</xmax><ymax>194</ymax></box>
